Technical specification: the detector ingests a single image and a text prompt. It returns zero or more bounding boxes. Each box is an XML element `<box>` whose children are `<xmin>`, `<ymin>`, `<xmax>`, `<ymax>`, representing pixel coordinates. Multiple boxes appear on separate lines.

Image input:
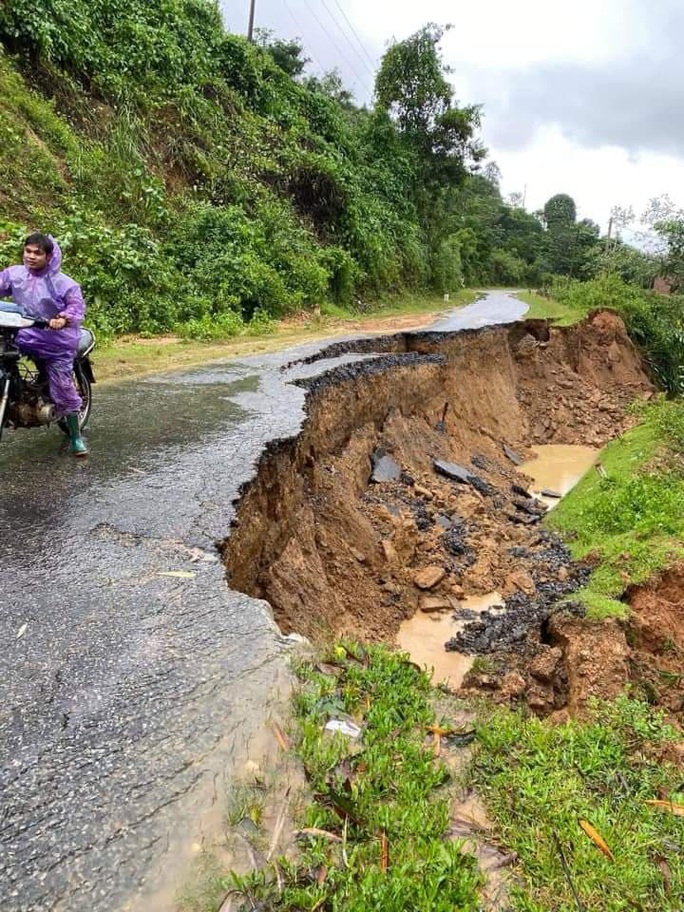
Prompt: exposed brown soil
<box><xmin>514</xmin><ymin>568</ymin><xmax>684</xmax><ymax>725</ymax></box>
<box><xmin>627</xmin><ymin>568</ymin><xmax>684</xmax><ymax>715</ymax></box>
<box><xmin>223</xmin><ymin>312</ymin><xmax>659</xmax><ymax>716</ymax></box>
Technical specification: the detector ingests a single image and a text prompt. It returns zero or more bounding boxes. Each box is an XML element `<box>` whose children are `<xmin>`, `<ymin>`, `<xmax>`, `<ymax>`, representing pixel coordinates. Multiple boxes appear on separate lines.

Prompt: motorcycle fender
<box><xmin>77</xmin><ymin>356</ymin><xmax>96</xmax><ymax>385</ymax></box>
<box><xmin>0</xmin><ymin>373</ymin><xmax>9</xmax><ymax>440</ymax></box>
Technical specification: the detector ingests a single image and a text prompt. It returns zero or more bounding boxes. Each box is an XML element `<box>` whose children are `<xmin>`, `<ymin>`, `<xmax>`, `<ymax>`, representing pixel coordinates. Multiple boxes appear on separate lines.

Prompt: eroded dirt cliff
<box><xmin>223</xmin><ymin>311</ymin><xmax>654</xmax><ymax>714</ymax></box>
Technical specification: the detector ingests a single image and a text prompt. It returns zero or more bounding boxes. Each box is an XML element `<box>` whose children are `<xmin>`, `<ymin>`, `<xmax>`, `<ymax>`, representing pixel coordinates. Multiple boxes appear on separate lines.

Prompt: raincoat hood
<box><xmin>47</xmin><ymin>236</ymin><xmax>62</xmax><ymax>275</ymax></box>
<box><xmin>28</xmin><ymin>235</ymin><xmax>62</xmax><ymax>277</ymax></box>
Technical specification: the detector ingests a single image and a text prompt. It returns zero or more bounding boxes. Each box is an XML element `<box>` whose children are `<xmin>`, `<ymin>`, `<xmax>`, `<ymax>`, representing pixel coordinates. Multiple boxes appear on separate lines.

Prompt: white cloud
<box><xmin>493</xmin><ymin>126</ymin><xmax>684</xmax><ymax>230</ymax></box>
<box><xmin>220</xmin><ymin>0</ymin><xmax>684</xmax><ymax>225</ymax></box>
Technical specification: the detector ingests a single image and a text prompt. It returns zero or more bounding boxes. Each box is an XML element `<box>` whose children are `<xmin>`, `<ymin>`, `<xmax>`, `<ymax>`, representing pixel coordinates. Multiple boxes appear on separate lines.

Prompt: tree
<box><xmin>254</xmin><ymin>28</ymin><xmax>309</xmax><ymax>78</ymax></box>
<box><xmin>543</xmin><ymin>193</ymin><xmax>577</xmax><ymax>228</ymax></box>
<box><xmin>374</xmin><ymin>24</ymin><xmax>484</xmax><ymax>195</ymax></box>
<box><xmin>373</xmin><ymin>23</ymin><xmax>484</xmax><ymax>286</ymax></box>
<box><xmin>540</xmin><ymin>194</ymin><xmax>599</xmax><ymax>277</ymax></box>
<box><xmin>303</xmin><ymin>70</ymin><xmax>355</xmax><ymax>110</ymax></box>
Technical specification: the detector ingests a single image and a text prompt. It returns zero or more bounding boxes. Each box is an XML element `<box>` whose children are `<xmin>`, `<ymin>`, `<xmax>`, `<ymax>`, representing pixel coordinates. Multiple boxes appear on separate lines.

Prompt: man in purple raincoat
<box><xmin>0</xmin><ymin>233</ymin><xmax>88</xmax><ymax>455</ymax></box>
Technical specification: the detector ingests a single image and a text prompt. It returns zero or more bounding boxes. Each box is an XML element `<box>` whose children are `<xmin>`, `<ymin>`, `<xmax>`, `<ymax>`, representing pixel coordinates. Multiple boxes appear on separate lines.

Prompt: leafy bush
<box><xmin>552</xmin><ymin>274</ymin><xmax>684</xmax><ymax>395</ymax></box>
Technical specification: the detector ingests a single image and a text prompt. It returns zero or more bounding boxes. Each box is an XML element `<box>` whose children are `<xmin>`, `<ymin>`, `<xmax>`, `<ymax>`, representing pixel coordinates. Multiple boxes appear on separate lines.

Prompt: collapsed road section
<box><xmin>224</xmin><ymin>311</ymin><xmax>653</xmax><ymax>714</ymax></box>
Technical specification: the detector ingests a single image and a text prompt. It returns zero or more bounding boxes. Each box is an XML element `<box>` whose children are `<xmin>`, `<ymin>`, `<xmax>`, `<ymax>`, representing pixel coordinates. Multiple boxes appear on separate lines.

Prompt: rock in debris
<box><xmin>513</xmin><ymin>497</ymin><xmax>547</xmax><ymax>517</ymax></box>
<box><xmin>371</xmin><ymin>448</ymin><xmax>402</xmax><ymax>483</ymax></box>
<box><xmin>414</xmin><ymin>565</ymin><xmax>447</xmax><ymax>590</ymax></box>
<box><xmin>419</xmin><ymin>594</ymin><xmax>453</xmax><ymax>613</ymax></box>
<box><xmin>381</xmin><ymin>540</ymin><xmax>399</xmax><ymax>565</ymax></box>
<box><xmin>499</xmin><ymin>672</ymin><xmax>527</xmax><ymax>700</ymax></box>
<box><xmin>503</xmin><ymin>443</ymin><xmax>524</xmax><ymax>466</ymax></box>
<box><xmin>432</xmin><ymin>459</ymin><xmax>474</xmax><ymax>484</ymax></box>
<box><xmin>528</xmin><ymin>646</ymin><xmax>563</xmax><ymax>684</ymax></box>
<box><xmin>433</xmin><ymin>459</ymin><xmax>493</xmax><ymax>495</ymax></box>
<box><xmin>506</xmin><ymin>512</ymin><xmax>541</xmax><ymax>526</ymax></box>
<box><xmin>506</xmin><ymin>570</ymin><xmax>536</xmax><ymax>597</ymax></box>
<box><xmin>470</xmin><ymin>475</ymin><xmax>495</xmax><ymax>496</ymax></box>
<box><xmin>350</xmin><ymin>547</ymin><xmax>367</xmax><ymax>563</ymax></box>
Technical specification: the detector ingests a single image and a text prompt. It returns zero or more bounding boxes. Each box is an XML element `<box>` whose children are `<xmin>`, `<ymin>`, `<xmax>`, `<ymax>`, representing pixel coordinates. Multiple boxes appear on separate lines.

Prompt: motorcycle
<box><xmin>0</xmin><ymin>302</ymin><xmax>95</xmax><ymax>443</ymax></box>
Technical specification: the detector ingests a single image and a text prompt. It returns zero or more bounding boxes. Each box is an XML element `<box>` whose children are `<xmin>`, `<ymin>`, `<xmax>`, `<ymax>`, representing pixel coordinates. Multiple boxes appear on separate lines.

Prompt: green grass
<box><xmin>322</xmin><ymin>288</ymin><xmax>478</xmax><ymax>319</ymax></box>
<box><xmin>472</xmin><ymin>696</ymin><xmax>684</xmax><ymax>910</ymax></box>
<box><xmin>183</xmin><ymin>645</ymin><xmax>684</xmax><ymax>912</ymax></box>
<box><xmin>546</xmin><ymin>400</ymin><xmax>684</xmax><ymax>618</ymax></box>
<box><xmin>219</xmin><ymin>643</ymin><xmax>482</xmax><ymax>911</ymax></box>
<box><xmin>514</xmin><ymin>290</ymin><xmax>589</xmax><ymax>326</ymax></box>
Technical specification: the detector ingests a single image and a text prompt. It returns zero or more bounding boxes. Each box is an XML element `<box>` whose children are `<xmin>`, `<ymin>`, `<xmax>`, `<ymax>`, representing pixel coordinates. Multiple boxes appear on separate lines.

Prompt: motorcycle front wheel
<box><xmin>57</xmin><ymin>366</ymin><xmax>92</xmax><ymax>433</ymax></box>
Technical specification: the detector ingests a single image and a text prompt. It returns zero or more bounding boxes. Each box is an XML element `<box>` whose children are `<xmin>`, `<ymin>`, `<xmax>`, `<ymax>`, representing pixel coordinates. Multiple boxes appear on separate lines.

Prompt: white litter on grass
<box><xmin>325</xmin><ymin>719</ymin><xmax>362</xmax><ymax>738</ymax></box>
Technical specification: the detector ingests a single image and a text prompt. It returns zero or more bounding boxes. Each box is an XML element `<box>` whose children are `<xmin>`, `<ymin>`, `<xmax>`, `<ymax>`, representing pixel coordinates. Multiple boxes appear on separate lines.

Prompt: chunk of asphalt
<box><xmin>370</xmin><ymin>448</ymin><xmax>402</xmax><ymax>483</ymax></box>
<box><xmin>541</xmin><ymin>488</ymin><xmax>563</xmax><ymax>499</ymax></box>
<box><xmin>433</xmin><ymin>458</ymin><xmax>474</xmax><ymax>484</ymax></box>
<box><xmin>511</xmin><ymin>483</ymin><xmax>533</xmax><ymax>499</ymax></box>
<box><xmin>503</xmin><ymin>443</ymin><xmax>524</xmax><ymax>466</ymax></box>
<box><xmin>513</xmin><ymin>497</ymin><xmax>547</xmax><ymax>517</ymax></box>
<box><xmin>506</xmin><ymin>512</ymin><xmax>541</xmax><ymax>525</ymax></box>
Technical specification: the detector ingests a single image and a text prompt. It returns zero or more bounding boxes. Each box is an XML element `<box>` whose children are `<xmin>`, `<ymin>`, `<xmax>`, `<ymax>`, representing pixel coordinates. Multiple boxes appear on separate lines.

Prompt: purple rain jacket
<box><xmin>0</xmin><ymin>238</ymin><xmax>85</xmax><ymax>357</ymax></box>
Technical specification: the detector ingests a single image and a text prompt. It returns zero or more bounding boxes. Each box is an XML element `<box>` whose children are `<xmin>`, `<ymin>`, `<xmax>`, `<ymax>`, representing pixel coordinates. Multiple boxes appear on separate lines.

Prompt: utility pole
<box><xmin>247</xmin><ymin>0</ymin><xmax>256</xmax><ymax>42</ymax></box>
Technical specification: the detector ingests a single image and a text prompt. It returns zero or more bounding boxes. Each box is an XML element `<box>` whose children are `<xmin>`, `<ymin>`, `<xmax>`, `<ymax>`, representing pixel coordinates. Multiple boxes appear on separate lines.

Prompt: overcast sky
<box><xmin>220</xmin><ymin>0</ymin><xmax>684</xmax><ymax>230</ymax></box>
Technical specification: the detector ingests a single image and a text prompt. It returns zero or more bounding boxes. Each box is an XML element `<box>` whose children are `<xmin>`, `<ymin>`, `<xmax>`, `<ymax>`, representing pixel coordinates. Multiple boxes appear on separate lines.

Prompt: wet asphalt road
<box><xmin>0</xmin><ymin>292</ymin><xmax>526</xmax><ymax>911</ymax></box>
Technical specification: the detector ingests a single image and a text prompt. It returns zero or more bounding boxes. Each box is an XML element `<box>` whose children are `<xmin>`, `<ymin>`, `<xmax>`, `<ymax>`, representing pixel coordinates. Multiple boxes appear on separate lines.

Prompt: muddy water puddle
<box><xmin>397</xmin><ymin>593</ymin><xmax>505</xmax><ymax>686</ymax></box>
<box><xmin>519</xmin><ymin>444</ymin><xmax>598</xmax><ymax>508</ymax></box>
<box><xmin>398</xmin><ymin>444</ymin><xmax>599</xmax><ymax>684</ymax></box>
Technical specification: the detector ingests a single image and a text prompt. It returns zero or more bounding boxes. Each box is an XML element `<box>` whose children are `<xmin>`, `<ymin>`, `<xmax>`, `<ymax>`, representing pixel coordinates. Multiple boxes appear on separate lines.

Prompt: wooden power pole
<box><xmin>247</xmin><ymin>0</ymin><xmax>256</xmax><ymax>41</ymax></box>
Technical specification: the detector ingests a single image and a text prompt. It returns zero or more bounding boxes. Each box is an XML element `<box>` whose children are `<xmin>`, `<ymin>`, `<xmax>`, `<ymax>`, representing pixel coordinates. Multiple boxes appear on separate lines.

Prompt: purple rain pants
<box><xmin>17</xmin><ymin>327</ymin><xmax>82</xmax><ymax>417</ymax></box>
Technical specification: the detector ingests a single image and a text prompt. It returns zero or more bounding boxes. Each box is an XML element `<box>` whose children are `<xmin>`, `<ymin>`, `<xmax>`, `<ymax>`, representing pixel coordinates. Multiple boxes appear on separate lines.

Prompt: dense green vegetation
<box><xmin>1</xmin><ymin>1</ymin><xmax>659</xmax><ymax>342</ymax></box>
<box><xmin>547</xmin><ymin>398</ymin><xmax>684</xmax><ymax>618</ymax></box>
<box><xmin>204</xmin><ymin>644</ymin><xmax>482</xmax><ymax>911</ymax></box>
<box><xmin>474</xmin><ymin>697</ymin><xmax>684</xmax><ymax>910</ymax></box>
<box><xmin>524</xmin><ymin>274</ymin><xmax>684</xmax><ymax>395</ymax></box>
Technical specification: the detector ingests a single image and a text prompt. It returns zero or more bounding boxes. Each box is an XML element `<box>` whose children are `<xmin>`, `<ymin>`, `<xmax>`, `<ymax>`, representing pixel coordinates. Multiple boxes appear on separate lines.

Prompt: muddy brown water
<box><xmin>520</xmin><ymin>444</ymin><xmax>598</xmax><ymax>508</ymax></box>
<box><xmin>398</xmin><ymin>593</ymin><xmax>505</xmax><ymax>687</ymax></box>
<box><xmin>398</xmin><ymin>445</ymin><xmax>598</xmax><ymax>684</ymax></box>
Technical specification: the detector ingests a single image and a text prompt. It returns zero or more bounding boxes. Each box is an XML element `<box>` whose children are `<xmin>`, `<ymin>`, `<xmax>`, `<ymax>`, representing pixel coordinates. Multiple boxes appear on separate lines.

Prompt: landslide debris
<box><xmin>224</xmin><ymin>312</ymin><xmax>654</xmax><ymax>715</ymax></box>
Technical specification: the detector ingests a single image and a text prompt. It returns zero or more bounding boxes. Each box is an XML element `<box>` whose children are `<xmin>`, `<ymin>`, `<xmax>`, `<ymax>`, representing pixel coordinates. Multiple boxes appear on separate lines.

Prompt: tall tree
<box><xmin>374</xmin><ymin>24</ymin><xmax>484</xmax><ymax>204</ymax></box>
<box><xmin>543</xmin><ymin>193</ymin><xmax>577</xmax><ymax>227</ymax></box>
<box><xmin>541</xmin><ymin>193</ymin><xmax>599</xmax><ymax>277</ymax></box>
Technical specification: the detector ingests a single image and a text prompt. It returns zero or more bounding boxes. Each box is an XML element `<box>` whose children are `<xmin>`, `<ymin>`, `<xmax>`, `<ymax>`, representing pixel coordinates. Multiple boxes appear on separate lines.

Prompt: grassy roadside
<box><xmin>546</xmin><ymin>398</ymin><xmax>684</xmax><ymax>619</ymax></box>
<box><xmin>94</xmin><ymin>290</ymin><xmax>478</xmax><ymax>383</ymax></box>
<box><xmin>181</xmin><ymin>645</ymin><xmax>684</xmax><ymax>912</ymax></box>
<box><xmin>473</xmin><ymin>697</ymin><xmax>684</xmax><ymax>910</ymax></box>
<box><xmin>514</xmin><ymin>290</ymin><xmax>588</xmax><ymax>326</ymax></box>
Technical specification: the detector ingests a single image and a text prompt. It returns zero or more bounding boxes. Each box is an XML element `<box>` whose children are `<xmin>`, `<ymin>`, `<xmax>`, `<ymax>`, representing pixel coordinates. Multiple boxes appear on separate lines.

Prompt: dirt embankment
<box><xmin>223</xmin><ymin>312</ymin><xmax>654</xmax><ymax>715</ymax></box>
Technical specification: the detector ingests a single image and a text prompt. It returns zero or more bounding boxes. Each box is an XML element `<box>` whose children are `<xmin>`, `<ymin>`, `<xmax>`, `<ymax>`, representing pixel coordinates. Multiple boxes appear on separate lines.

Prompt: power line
<box><xmin>281</xmin><ymin>0</ymin><xmax>326</xmax><ymax>73</ymax></box>
<box><xmin>318</xmin><ymin>0</ymin><xmax>376</xmax><ymax>81</ymax></box>
<box><xmin>329</xmin><ymin>0</ymin><xmax>376</xmax><ymax>71</ymax></box>
<box><xmin>299</xmin><ymin>0</ymin><xmax>372</xmax><ymax>94</ymax></box>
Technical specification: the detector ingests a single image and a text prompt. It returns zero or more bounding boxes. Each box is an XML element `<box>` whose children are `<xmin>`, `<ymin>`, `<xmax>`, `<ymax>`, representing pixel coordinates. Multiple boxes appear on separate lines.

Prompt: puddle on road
<box><xmin>398</xmin><ymin>444</ymin><xmax>600</xmax><ymax>685</ymax></box>
<box><xmin>519</xmin><ymin>444</ymin><xmax>599</xmax><ymax>508</ymax></box>
<box><xmin>397</xmin><ymin>593</ymin><xmax>504</xmax><ymax>687</ymax></box>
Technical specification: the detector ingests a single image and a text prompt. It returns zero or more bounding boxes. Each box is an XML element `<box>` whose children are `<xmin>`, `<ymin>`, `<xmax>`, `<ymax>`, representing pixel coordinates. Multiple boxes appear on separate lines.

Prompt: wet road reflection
<box><xmin>0</xmin><ymin>291</ymin><xmax>528</xmax><ymax>911</ymax></box>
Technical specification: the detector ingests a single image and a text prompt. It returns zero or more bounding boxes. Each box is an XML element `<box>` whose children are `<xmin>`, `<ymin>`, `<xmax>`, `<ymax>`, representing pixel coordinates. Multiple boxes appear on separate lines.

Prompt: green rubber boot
<box><xmin>65</xmin><ymin>412</ymin><xmax>88</xmax><ymax>457</ymax></box>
